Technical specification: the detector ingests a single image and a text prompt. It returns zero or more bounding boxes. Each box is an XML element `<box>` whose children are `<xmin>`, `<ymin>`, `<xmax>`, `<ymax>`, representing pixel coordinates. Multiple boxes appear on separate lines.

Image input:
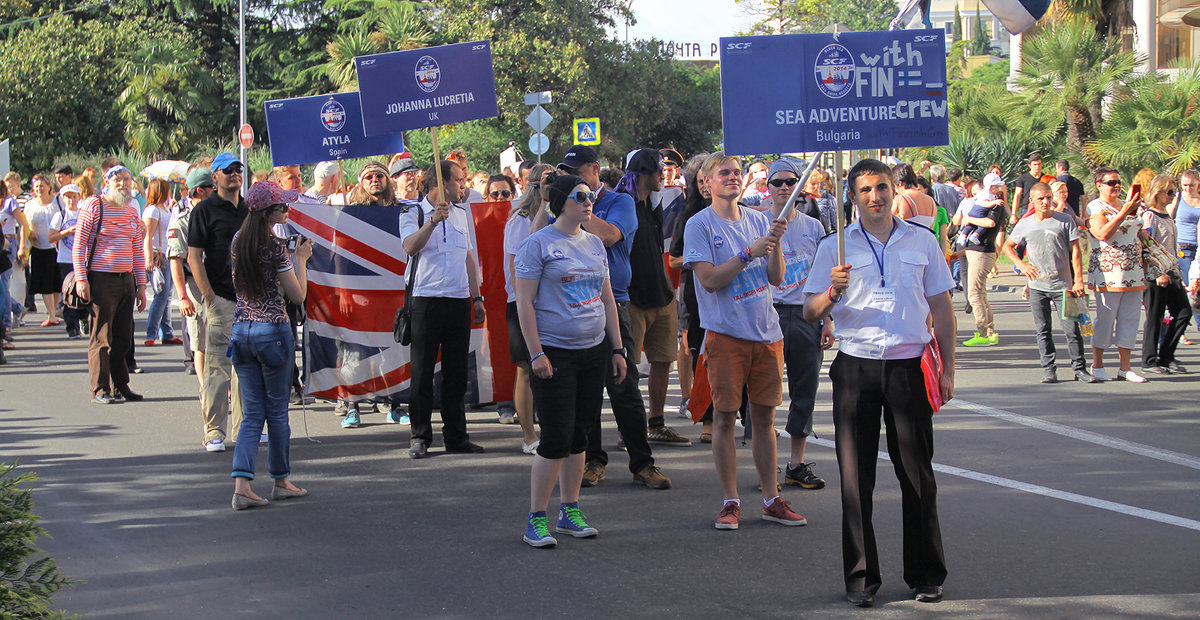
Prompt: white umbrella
<box><xmin>140</xmin><ymin>160</ymin><xmax>190</xmax><ymax>183</ymax></box>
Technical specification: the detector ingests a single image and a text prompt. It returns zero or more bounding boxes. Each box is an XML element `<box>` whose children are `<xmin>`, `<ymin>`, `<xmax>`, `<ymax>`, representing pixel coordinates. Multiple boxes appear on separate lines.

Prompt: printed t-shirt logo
<box><xmin>713</xmin><ymin>234</ymin><xmax>725</xmax><ymax>248</ymax></box>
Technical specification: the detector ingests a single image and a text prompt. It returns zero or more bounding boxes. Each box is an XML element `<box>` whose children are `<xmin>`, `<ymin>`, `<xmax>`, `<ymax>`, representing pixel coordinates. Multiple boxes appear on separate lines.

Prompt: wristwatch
<box><xmin>472</xmin><ymin>296</ymin><xmax>484</xmax><ymax>303</ymax></box>
<box><xmin>612</xmin><ymin>347</ymin><xmax>627</xmax><ymax>357</ymax></box>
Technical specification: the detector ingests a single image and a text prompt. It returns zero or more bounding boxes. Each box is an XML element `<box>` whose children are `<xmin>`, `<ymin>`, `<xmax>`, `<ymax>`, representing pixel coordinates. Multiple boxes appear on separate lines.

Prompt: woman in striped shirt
<box><xmin>73</xmin><ymin>166</ymin><xmax>147</xmax><ymax>404</ymax></box>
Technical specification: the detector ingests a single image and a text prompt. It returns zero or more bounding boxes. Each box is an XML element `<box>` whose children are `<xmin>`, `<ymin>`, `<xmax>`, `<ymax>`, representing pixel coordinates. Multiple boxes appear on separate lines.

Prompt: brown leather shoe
<box><xmin>632</xmin><ymin>465</ymin><xmax>671</xmax><ymax>489</ymax></box>
<box><xmin>581</xmin><ymin>461</ymin><xmax>605</xmax><ymax>487</ymax></box>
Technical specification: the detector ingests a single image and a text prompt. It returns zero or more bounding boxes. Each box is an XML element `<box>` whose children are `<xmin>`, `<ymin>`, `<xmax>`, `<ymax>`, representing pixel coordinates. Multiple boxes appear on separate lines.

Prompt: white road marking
<box><xmin>807</xmin><ymin>437</ymin><xmax>1200</xmax><ymax>532</ymax></box>
<box><xmin>946</xmin><ymin>399</ymin><xmax>1200</xmax><ymax>471</ymax></box>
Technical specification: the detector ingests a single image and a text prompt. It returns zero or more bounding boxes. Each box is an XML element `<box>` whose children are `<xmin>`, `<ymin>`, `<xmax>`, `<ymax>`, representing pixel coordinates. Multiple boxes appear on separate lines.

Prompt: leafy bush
<box><xmin>0</xmin><ymin>461</ymin><xmax>76</xmax><ymax>619</ymax></box>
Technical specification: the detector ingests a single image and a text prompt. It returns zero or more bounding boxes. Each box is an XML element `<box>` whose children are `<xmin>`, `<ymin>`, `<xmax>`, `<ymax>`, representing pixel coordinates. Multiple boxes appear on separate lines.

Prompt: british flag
<box><xmin>286</xmin><ymin>202</ymin><xmax>514</xmax><ymax>405</ymax></box>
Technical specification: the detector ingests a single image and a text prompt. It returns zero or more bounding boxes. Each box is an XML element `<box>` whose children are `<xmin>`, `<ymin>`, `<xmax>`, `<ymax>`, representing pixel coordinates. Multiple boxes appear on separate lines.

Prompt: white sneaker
<box><xmin>676</xmin><ymin>398</ymin><xmax>691</xmax><ymax>418</ymax></box>
<box><xmin>205</xmin><ymin>439</ymin><xmax>226</xmax><ymax>452</ymax></box>
<box><xmin>1117</xmin><ymin>369</ymin><xmax>1148</xmax><ymax>383</ymax></box>
<box><xmin>1090</xmin><ymin>366</ymin><xmax>1111</xmax><ymax>382</ymax></box>
<box><xmin>522</xmin><ymin>440</ymin><xmax>540</xmax><ymax>455</ymax></box>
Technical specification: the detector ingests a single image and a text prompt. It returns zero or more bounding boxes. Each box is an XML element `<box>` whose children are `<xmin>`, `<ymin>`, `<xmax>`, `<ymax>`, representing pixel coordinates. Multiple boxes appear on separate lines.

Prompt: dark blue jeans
<box><xmin>230</xmin><ymin>321</ymin><xmax>294</xmax><ymax>480</ymax></box>
<box><xmin>776</xmin><ymin>304</ymin><xmax>823</xmax><ymax>438</ymax></box>
<box><xmin>1029</xmin><ymin>288</ymin><xmax>1086</xmax><ymax>372</ymax></box>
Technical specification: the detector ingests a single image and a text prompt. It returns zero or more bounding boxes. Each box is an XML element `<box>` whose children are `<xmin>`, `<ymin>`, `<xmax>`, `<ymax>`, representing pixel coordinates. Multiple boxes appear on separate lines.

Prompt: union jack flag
<box><xmin>287</xmin><ymin>201</ymin><xmax>513</xmax><ymax>405</ymax></box>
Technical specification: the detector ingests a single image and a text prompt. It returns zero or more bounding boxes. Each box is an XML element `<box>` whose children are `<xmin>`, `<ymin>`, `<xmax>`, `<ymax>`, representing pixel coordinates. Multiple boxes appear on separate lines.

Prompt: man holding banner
<box><xmin>400</xmin><ymin>160</ymin><xmax>486</xmax><ymax>459</ymax></box>
<box><xmin>682</xmin><ymin>152</ymin><xmax>805</xmax><ymax>530</ymax></box>
<box><xmin>803</xmin><ymin>158</ymin><xmax>956</xmax><ymax>607</ymax></box>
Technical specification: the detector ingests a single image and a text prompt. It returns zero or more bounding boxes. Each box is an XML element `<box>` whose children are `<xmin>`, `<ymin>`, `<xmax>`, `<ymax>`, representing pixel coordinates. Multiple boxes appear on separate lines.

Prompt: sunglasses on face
<box><xmin>363</xmin><ymin>173</ymin><xmax>386</xmax><ymax>181</ymax></box>
<box><xmin>269</xmin><ymin>203</ymin><xmax>290</xmax><ymax>213</ymax></box>
<box><xmin>221</xmin><ymin>164</ymin><xmax>244</xmax><ymax>175</ymax></box>
<box><xmin>768</xmin><ymin>178</ymin><xmax>799</xmax><ymax>188</ymax></box>
<box><xmin>570</xmin><ymin>190</ymin><xmax>596</xmax><ymax>204</ymax></box>
<box><xmin>489</xmin><ymin>190</ymin><xmax>512</xmax><ymax>199</ymax></box>
<box><xmin>1099</xmin><ymin>179</ymin><xmax>1122</xmax><ymax>187</ymax></box>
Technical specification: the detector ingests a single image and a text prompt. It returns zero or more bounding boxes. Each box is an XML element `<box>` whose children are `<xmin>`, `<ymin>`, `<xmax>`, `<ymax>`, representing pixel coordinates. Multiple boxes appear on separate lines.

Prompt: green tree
<box><xmin>1005</xmin><ymin>17</ymin><xmax>1138</xmax><ymax>174</ymax></box>
<box><xmin>117</xmin><ymin>38</ymin><xmax>219</xmax><ymax>159</ymax></box>
<box><xmin>1087</xmin><ymin>64</ymin><xmax>1200</xmax><ymax>175</ymax></box>
<box><xmin>969</xmin><ymin>4</ymin><xmax>996</xmax><ymax>55</ymax></box>
<box><xmin>738</xmin><ymin>0</ymin><xmax>899</xmax><ymax>35</ymax></box>
<box><xmin>0</xmin><ymin>14</ymin><xmax>127</xmax><ymax>173</ymax></box>
<box><xmin>0</xmin><ymin>461</ymin><xmax>76</xmax><ymax>619</ymax></box>
<box><xmin>1059</xmin><ymin>0</ymin><xmax>1133</xmax><ymax>38</ymax></box>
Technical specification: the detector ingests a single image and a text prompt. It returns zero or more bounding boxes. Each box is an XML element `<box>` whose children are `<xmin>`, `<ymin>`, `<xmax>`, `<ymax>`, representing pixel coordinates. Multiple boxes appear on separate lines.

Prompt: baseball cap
<box><xmin>557</xmin><ymin>145</ymin><xmax>598</xmax><ymax>171</ymax></box>
<box><xmin>659</xmin><ymin>148</ymin><xmax>684</xmax><ymax>168</ymax></box>
<box><xmin>314</xmin><ymin>161</ymin><xmax>340</xmax><ymax>180</ymax></box>
<box><xmin>211</xmin><ymin>152</ymin><xmax>243</xmax><ymax>173</ymax></box>
<box><xmin>624</xmin><ymin>148</ymin><xmax>663</xmax><ymax>175</ymax></box>
<box><xmin>245</xmin><ymin>181</ymin><xmax>299</xmax><ymax>212</ymax></box>
<box><xmin>389</xmin><ymin>157</ymin><xmax>419</xmax><ymax>176</ymax></box>
<box><xmin>59</xmin><ymin>184</ymin><xmax>81</xmax><ymax>195</ymax></box>
<box><xmin>768</xmin><ymin>160</ymin><xmax>800</xmax><ymax>181</ymax></box>
<box><xmin>186</xmin><ymin>168</ymin><xmax>214</xmax><ymax>191</ymax></box>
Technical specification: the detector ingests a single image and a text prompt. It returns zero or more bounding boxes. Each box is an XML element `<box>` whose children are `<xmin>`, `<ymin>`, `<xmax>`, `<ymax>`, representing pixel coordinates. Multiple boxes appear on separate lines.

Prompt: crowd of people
<box><xmin>1</xmin><ymin>142</ymin><xmax>1196</xmax><ymax>608</ymax></box>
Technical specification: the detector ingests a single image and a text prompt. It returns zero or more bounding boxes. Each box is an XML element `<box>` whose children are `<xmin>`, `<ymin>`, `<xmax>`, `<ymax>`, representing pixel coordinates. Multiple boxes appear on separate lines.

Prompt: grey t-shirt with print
<box><xmin>514</xmin><ymin>226</ymin><xmax>609</xmax><ymax>350</ymax></box>
<box><xmin>682</xmin><ymin>206</ymin><xmax>782</xmax><ymax>344</ymax></box>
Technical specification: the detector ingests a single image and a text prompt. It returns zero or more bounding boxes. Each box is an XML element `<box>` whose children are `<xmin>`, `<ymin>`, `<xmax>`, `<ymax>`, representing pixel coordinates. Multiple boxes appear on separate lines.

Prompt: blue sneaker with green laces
<box><xmin>523</xmin><ymin>512</ymin><xmax>557</xmax><ymax>548</ymax></box>
<box><xmin>555</xmin><ymin>503</ymin><xmax>598</xmax><ymax>538</ymax></box>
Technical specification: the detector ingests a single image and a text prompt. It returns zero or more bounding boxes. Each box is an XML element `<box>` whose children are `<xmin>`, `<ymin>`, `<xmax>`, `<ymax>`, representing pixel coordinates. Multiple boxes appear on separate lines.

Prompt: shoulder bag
<box><xmin>62</xmin><ymin>198</ymin><xmax>102</xmax><ymax>311</ymax></box>
<box><xmin>392</xmin><ymin>203</ymin><xmax>425</xmax><ymax>345</ymax></box>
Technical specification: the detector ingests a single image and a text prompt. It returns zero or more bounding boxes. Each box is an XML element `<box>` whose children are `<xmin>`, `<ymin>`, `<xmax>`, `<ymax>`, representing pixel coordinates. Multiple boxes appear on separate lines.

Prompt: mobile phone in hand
<box><xmin>1130</xmin><ymin>184</ymin><xmax>1142</xmax><ymax>200</ymax></box>
<box><xmin>287</xmin><ymin>234</ymin><xmax>303</xmax><ymax>252</ymax></box>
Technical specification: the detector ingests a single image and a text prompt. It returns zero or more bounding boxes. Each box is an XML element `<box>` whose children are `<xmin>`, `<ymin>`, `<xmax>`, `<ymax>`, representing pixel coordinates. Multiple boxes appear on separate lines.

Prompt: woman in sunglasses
<box><xmin>228</xmin><ymin>181</ymin><xmax>313</xmax><ymax>509</ymax></box>
<box><xmin>484</xmin><ymin>174</ymin><xmax>516</xmax><ymax>203</ymax></box>
<box><xmin>1139</xmin><ymin>174</ymin><xmax>1191</xmax><ymax>374</ymax></box>
<box><xmin>1085</xmin><ymin>168</ymin><xmax>1147</xmax><ymax>382</ymax></box>
<box><xmin>513</xmin><ymin>173</ymin><xmax>626</xmax><ymax>548</ymax></box>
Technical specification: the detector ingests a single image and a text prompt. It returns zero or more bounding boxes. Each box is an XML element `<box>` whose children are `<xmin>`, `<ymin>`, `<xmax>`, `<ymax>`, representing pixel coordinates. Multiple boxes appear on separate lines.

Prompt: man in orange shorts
<box><xmin>682</xmin><ymin>152</ymin><xmax>806</xmax><ymax>531</ymax></box>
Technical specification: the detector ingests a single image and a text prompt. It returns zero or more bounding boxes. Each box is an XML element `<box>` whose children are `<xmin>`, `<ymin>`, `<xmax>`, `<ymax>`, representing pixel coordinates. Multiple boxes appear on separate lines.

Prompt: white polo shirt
<box><xmin>399</xmin><ymin>197</ymin><xmax>474</xmax><ymax>299</ymax></box>
<box><xmin>803</xmin><ymin>217</ymin><xmax>954</xmax><ymax>360</ymax></box>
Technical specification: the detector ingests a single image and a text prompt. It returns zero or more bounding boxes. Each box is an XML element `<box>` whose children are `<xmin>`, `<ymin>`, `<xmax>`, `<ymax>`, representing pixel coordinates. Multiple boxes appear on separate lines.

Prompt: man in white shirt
<box><xmin>400</xmin><ymin>160</ymin><xmax>486</xmax><ymax>459</ymax></box>
<box><xmin>804</xmin><ymin>158</ymin><xmax>956</xmax><ymax>608</ymax></box>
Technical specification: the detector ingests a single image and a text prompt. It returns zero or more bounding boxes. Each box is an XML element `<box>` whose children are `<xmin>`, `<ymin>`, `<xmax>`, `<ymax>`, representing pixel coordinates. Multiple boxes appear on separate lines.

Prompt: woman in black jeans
<box><xmin>514</xmin><ymin>173</ymin><xmax>626</xmax><ymax>548</ymax></box>
<box><xmin>1141</xmin><ymin>174</ymin><xmax>1192</xmax><ymax>373</ymax></box>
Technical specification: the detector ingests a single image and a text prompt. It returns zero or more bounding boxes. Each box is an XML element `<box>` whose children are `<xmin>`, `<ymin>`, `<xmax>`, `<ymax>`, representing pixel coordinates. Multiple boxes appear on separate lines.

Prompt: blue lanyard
<box><xmin>861</xmin><ymin>227</ymin><xmax>891</xmax><ymax>286</ymax></box>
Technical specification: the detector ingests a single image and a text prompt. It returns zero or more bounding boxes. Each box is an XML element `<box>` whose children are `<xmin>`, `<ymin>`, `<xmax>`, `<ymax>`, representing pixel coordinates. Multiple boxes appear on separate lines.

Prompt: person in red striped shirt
<box><xmin>73</xmin><ymin>166</ymin><xmax>147</xmax><ymax>404</ymax></box>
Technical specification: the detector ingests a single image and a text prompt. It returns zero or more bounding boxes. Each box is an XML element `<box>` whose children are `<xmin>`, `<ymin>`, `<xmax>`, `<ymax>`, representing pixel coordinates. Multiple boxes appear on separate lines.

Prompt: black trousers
<box><xmin>586</xmin><ymin>302</ymin><xmax>654</xmax><ymax>473</ymax></box>
<box><xmin>830</xmin><ymin>352</ymin><xmax>946</xmax><ymax>594</ymax></box>
<box><xmin>408</xmin><ymin>296</ymin><xmax>471</xmax><ymax>447</ymax></box>
<box><xmin>532</xmin><ymin>342</ymin><xmax>608</xmax><ymax>459</ymax></box>
<box><xmin>1142</xmin><ymin>278</ymin><xmax>1192</xmax><ymax>367</ymax></box>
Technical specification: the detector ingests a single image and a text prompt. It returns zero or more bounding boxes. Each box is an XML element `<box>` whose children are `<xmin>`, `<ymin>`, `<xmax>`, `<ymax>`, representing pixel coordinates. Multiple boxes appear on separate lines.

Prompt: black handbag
<box><xmin>392</xmin><ymin>203</ymin><xmax>424</xmax><ymax>345</ymax></box>
<box><xmin>62</xmin><ymin>198</ymin><xmax>102</xmax><ymax>311</ymax></box>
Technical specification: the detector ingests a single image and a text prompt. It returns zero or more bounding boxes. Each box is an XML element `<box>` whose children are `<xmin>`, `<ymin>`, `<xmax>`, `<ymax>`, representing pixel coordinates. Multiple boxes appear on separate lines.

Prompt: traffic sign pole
<box><xmin>524</xmin><ymin>92</ymin><xmax>553</xmax><ymax>163</ymax></box>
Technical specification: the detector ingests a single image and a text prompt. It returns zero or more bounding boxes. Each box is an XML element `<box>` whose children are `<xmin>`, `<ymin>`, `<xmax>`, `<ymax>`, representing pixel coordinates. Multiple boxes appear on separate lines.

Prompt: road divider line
<box><xmin>807</xmin><ymin>438</ymin><xmax>1200</xmax><ymax>532</ymax></box>
<box><xmin>946</xmin><ymin>399</ymin><xmax>1200</xmax><ymax>471</ymax></box>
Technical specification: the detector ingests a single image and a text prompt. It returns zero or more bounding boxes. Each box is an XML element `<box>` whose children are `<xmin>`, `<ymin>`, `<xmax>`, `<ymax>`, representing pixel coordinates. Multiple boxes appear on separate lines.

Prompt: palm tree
<box><xmin>325</xmin><ymin>28</ymin><xmax>381</xmax><ymax>92</ymax></box>
<box><xmin>1087</xmin><ymin>64</ymin><xmax>1200</xmax><ymax>175</ymax></box>
<box><xmin>117</xmin><ymin>42</ymin><xmax>217</xmax><ymax>158</ymax></box>
<box><xmin>324</xmin><ymin>1</ymin><xmax>431</xmax><ymax>92</ymax></box>
<box><xmin>1056</xmin><ymin>0</ymin><xmax>1133</xmax><ymax>39</ymax></box>
<box><xmin>1005</xmin><ymin>17</ymin><xmax>1139</xmax><ymax>174</ymax></box>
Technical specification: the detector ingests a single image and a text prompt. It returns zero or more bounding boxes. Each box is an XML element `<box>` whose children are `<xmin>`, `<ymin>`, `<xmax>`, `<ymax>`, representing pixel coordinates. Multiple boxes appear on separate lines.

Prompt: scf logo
<box><xmin>726</xmin><ymin>42</ymin><xmax>752</xmax><ymax>50</ymax></box>
<box><xmin>913</xmin><ymin>34</ymin><xmax>939</xmax><ymax>42</ymax></box>
<box><xmin>472</xmin><ymin>44</ymin><xmax>487</xmax><ymax>50</ymax></box>
<box><xmin>360</xmin><ymin>59</ymin><xmax>376</xmax><ymax>66</ymax></box>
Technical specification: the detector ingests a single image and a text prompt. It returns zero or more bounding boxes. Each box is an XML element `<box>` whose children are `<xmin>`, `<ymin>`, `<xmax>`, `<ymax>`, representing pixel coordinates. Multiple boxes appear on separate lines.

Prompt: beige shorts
<box><xmin>629</xmin><ymin>301</ymin><xmax>678</xmax><ymax>364</ymax></box>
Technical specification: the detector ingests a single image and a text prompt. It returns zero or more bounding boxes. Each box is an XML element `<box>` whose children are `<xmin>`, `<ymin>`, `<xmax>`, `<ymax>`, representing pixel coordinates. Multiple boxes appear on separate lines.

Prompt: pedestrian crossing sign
<box><xmin>573</xmin><ymin>118</ymin><xmax>600</xmax><ymax>146</ymax></box>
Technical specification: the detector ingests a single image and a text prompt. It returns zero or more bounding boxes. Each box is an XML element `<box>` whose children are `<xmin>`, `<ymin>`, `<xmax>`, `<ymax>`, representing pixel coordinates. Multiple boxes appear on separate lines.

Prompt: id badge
<box><xmin>870</xmin><ymin>286</ymin><xmax>897</xmax><ymax>309</ymax></box>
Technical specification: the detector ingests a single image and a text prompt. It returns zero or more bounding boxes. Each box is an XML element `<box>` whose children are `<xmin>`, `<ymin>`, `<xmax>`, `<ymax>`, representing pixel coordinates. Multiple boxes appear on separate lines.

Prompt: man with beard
<box><xmin>803</xmin><ymin>158</ymin><xmax>956</xmax><ymax>607</ymax></box>
<box><xmin>187</xmin><ymin>153</ymin><xmax>248</xmax><ymax>453</ymax></box>
<box><xmin>73</xmin><ymin>166</ymin><xmax>147</xmax><ymax>404</ymax></box>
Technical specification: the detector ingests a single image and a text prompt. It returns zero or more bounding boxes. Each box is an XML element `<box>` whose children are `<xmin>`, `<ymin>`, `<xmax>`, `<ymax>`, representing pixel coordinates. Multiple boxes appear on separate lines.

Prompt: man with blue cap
<box><xmin>186</xmin><ymin>153</ymin><xmax>248</xmax><ymax>453</ymax></box>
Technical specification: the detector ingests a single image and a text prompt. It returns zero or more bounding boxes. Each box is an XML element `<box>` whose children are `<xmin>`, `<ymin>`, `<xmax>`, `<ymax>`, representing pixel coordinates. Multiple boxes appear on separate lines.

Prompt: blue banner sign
<box><xmin>356</xmin><ymin>40</ymin><xmax>499</xmax><ymax>136</ymax></box>
<box><xmin>719</xmin><ymin>30</ymin><xmax>948</xmax><ymax>155</ymax></box>
<box><xmin>264</xmin><ymin>92</ymin><xmax>406</xmax><ymax>166</ymax></box>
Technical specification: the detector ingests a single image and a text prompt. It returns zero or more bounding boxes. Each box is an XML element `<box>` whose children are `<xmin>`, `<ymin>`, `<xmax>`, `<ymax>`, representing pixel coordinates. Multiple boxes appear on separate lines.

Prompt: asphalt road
<box><xmin>2</xmin><ymin>272</ymin><xmax>1198</xmax><ymax>619</ymax></box>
